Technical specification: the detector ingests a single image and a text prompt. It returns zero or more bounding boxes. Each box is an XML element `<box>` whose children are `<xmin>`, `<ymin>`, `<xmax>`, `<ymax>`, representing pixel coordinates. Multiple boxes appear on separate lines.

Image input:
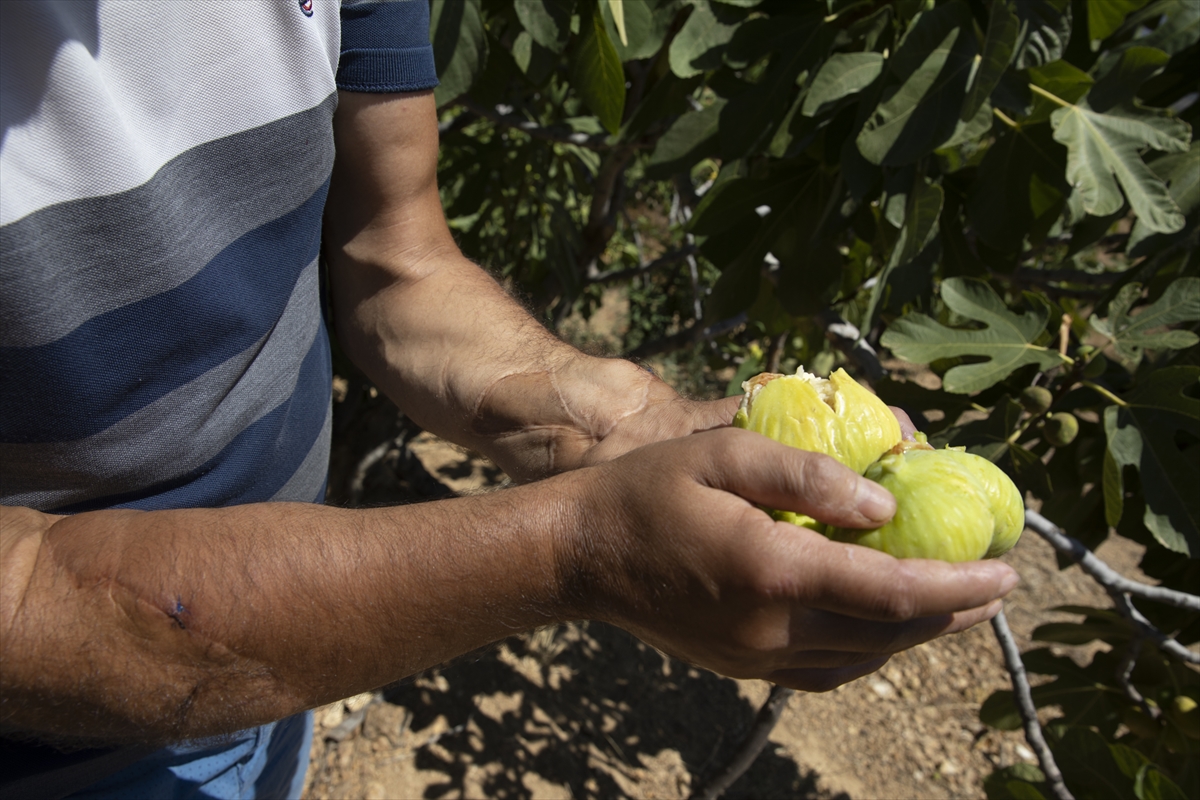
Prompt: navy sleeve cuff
<box><xmin>337</xmin><ymin>45</ymin><xmax>438</xmax><ymax>93</ymax></box>
<box><xmin>337</xmin><ymin>0</ymin><xmax>439</xmax><ymax>93</ymax></box>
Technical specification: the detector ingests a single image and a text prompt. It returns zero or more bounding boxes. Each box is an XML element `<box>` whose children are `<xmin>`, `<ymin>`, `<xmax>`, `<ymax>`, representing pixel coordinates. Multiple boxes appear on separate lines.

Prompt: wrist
<box><xmin>469</xmin><ymin>355</ymin><xmax>666</xmax><ymax>481</ymax></box>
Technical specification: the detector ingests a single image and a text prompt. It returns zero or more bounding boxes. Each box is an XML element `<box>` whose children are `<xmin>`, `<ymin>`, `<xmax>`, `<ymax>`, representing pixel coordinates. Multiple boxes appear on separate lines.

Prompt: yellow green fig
<box><xmin>733</xmin><ymin>368</ymin><xmax>902</xmax><ymax>528</ymax></box>
<box><xmin>733</xmin><ymin>368</ymin><xmax>902</xmax><ymax>474</ymax></box>
<box><xmin>829</xmin><ymin>444</ymin><xmax>1024</xmax><ymax>562</ymax></box>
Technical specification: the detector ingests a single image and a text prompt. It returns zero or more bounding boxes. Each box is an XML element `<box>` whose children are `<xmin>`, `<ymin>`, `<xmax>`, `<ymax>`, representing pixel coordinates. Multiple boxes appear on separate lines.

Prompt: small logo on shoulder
<box><xmin>298</xmin><ymin>0</ymin><xmax>314</xmax><ymax>17</ymax></box>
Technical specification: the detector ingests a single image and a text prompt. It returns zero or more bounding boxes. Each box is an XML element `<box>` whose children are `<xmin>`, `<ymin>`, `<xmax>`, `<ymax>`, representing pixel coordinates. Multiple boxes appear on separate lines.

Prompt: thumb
<box><xmin>695</xmin><ymin>428</ymin><xmax>896</xmax><ymax>529</ymax></box>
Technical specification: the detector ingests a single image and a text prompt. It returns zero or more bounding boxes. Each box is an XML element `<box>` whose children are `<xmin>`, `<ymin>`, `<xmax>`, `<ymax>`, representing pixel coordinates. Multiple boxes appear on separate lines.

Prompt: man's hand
<box><xmin>561</xmin><ymin>427</ymin><xmax>1018</xmax><ymax>691</ymax></box>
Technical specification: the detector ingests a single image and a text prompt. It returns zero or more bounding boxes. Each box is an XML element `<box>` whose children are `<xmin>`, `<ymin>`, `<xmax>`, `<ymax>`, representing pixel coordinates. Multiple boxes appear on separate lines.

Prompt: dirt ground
<box><xmin>302</xmin><ymin>424</ymin><xmax>1147</xmax><ymax>800</ymax></box>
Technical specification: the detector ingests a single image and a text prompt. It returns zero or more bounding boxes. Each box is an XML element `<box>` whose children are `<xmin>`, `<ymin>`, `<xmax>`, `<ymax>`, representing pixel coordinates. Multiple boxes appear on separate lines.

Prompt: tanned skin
<box><xmin>0</xmin><ymin>91</ymin><xmax>1018</xmax><ymax>749</ymax></box>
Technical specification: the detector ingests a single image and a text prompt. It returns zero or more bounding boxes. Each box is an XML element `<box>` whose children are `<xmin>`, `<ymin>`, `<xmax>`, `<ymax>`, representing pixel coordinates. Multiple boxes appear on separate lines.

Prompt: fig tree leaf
<box><xmin>1110</xmin><ymin>0</ymin><xmax>1200</xmax><ymax>58</ymax></box>
<box><xmin>514</xmin><ymin>0</ymin><xmax>575</xmax><ymax>54</ymax></box>
<box><xmin>646</xmin><ymin>98</ymin><xmax>727</xmax><ymax>176</ymax></box>
<box><xmin>1026</xmin><ymin>60</ymin><xmax>1093</xmax><ymax>124</ymax></box>
<box><xmin>1053</xmin><ymin>727</ymin><xmax>1141</xmax><ymax>800</ymax></box>
<box><xmin>570</xmin><ymin>3</ymin><xmax>627</xmax><ymax>134</ymax></box>
<box><xmin>865</xmin><ymin>177</ymin><xmax>943</xmax><ymax>329</ymax></box>
<box><xmin>1089</xmin><ymin>46</ymin><xmax>1170</xmax><ymax>113</ymax></box>
<box><xmin>856</xmin><ymin>1</ymin><xmax>979</xmax><ymax>166</ymax></box>
<box><xmin>962</xmin><ymin>0</ymin><xmax>1019</xmax><ymax>121</ymax></box>
<box><xmin>430</xmin><ymin>0</ymin><xmax>488</xmax><ymax>107</ymax></box>
<box><xmin>669</xmin><ymin>0</ymin><xmax>740</xmax><ymax>78</ymax></box>
<box><xmin>1088</xmin><ymin>0</ymin><xmax>1151</xmax><ymax>43</ymax></box>
<box><xmin>1103</xmin><ymin>366</ymin><xmax>1200</xmax><ymax>555</ymax></box>
<box><xmin>980</xmin><ymin>690</ymin><xmax>1023</xmax><ymax>731</ymax></box>
<box><xmin>1089</xmin><ymin>277</ymin><xmax>1200</xmax><ymax>365</ymax></box>
<box><xmin>1011</xmin><ymin>0</ymin><xmax>1072</xmax><ymax>70</ymax></box>
<box><xmin>802</xmin><ymin>53</ymin><xmax>885</xmax><ymax>117</ymax></box>
<box><xmin>881</xmin><ymin>277</ymin><xmax>1065</xmax><ymax>394</ymax></box>
<box><xmin>720</xmin><ymin>18</ymin><xmax>832</xmax><ymax>159</ymax></box>
<box><xmin>1128</xmin><ymin>140</ymin><xmax>1200</xmax><ymax>254</ymax></box>
<box><xmin>968</xmin><ymin>124</ymin><xmax>1069</xmax><ymax>251</ymax></box>
<box><xmin>1049</xmin><ymin>100</ymin><xmax>1190</xmax><ymax>234</ymax></box>
<box><xmin>600</xmin><ymin>0</ymin><xmax>674</xmax><ymax>61</ymax></box>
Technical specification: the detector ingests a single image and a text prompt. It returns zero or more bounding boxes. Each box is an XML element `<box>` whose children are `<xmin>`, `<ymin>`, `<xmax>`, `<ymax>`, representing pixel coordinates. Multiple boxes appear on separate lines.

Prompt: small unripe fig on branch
<box><xmin>1043</xmin><ymin>413</ymin><xmax>1079</xmax><ymax>447</ymax></box>
<box><xmin>1019</xmin><ymin>386</ymin><xmax>1054</xmax><ymax>415</ymax></box>
<box><xmin>735</xmin><ymin>368</ymin><xmax>1023</xmax><ymax>561</ymax></box>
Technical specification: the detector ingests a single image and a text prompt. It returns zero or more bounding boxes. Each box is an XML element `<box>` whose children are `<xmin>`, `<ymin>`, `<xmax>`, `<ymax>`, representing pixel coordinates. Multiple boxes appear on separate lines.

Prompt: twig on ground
<box><xmin>689</xmin><ymin>685</ymin><xmax>795</xmax><ymax>800</ymax></box>
<box><xmin>991</xmin><ymin>610</ymin><xmax>1075</xmax><ymax>800</ymax></box>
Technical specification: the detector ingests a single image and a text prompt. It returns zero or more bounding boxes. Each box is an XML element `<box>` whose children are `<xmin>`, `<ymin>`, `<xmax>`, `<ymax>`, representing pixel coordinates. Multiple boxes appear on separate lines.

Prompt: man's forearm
<box><xmin>324</xmin><ymin>90</ymin><xmax>685</xmax><ymax>482</ymax></box>
<box><xmin>0</xmin><ymin>482</ymin><xmax>581</xmax><ymax>745</ymax></box>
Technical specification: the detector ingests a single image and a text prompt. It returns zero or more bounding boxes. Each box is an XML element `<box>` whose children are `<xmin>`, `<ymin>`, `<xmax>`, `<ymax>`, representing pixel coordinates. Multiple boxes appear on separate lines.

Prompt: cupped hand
<box><xmin>564</xmin><ymin>427</ymin><xmax>1018</xmax><ymax>692</ymax></box>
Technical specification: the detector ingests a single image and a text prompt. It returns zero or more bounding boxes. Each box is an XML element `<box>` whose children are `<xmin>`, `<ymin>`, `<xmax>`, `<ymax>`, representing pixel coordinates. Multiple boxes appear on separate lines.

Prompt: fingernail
<box><xmin>998</xmin><ymin>569</ymin><xmax>1020</xmax><ymax>594</ymax></box>
<box><xmin>856</xmin><ymin>480</ymin><xmax>895</xmax><ymax>523</ymax></box>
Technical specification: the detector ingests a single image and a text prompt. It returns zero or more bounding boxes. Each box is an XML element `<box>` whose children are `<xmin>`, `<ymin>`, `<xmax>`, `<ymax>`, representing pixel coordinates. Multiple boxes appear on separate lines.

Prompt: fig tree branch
<box><xmin>585</xmin><ymin>244</ymin><xmax>698</xmax><ymax>285</ymax></box>
<box><xmin>1023</xmin><ymin>511</ymin><xmax>1200</xmax><ymax>612</ymax></box>
<box><xmin>689</xmin><ymin>685</ymin><xmax>795</xmax><ymax>800</ymax></box>
<box><xmin>991</xmin><ymin>609</ymin><xmax>1075</xmax><ymax>800</ymax></box>
<box><xmin>457</xmin><ymin>100</ymin><xmax>615</xmax><ymax>150</ymax></box>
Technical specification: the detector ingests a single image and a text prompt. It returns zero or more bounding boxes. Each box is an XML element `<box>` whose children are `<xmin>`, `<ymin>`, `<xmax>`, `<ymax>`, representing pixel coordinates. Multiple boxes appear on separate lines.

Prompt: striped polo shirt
<box><xmin>0</xmin><ymin>0</ymin><xmax>436</xmax><ymax>796</ymax></box>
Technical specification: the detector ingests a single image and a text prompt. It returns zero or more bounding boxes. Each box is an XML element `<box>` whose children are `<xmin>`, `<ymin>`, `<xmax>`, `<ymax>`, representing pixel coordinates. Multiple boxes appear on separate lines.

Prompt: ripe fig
<box><xmin>829</xmin><ymin>444</ymin><xmax>1024</xmax><ymax>562</ymax></box>
<box><xmin>1043</xmin><ymin>413</ymin><xmax>1079</xmax><ymax>447</ymax></box>
<box><xmin>1018</xmin><ymin>386</ymin><xmax>1053</xmax><ymax>415</ymax></box>
<box><xmin>734</xmin><ymin>368</ymin><xmax>902</xmax><ymax>529</ymax></box>
<box><xmin>734</xmin><ymin>368</ymin><xmax>902</xmax><ymax>474</ymax></box>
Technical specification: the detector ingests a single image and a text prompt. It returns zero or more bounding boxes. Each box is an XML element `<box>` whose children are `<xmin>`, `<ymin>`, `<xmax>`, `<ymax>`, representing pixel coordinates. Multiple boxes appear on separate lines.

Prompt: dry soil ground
<box><xmin>301</xmin><ymin>425</ymin><xmax>1147</xmax><ymax>800</ymax></box>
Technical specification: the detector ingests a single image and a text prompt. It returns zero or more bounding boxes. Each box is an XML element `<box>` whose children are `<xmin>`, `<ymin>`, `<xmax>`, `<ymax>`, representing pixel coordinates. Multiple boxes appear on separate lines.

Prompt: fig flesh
<box><xmin>733</xmin><ymin>368</ymin><xmax>902</xmax><ymax>474</ymax></box>
<box><xmin>733</xmin><ymin>368</ymin><xmax>902</xmax><ymax>528</ymax></box>
<box><xmin>830</xmin><ymin>444</ymin><xmax>1024</xmax><ymax>562</ymax></box>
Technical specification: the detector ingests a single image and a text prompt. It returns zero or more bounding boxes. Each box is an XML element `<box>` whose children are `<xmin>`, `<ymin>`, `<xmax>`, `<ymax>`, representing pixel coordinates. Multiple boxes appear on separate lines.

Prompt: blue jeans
<box><xmin>68</xmin><ymin>712</ymin><xmax>313</xmax><ymax>800</ymax></box>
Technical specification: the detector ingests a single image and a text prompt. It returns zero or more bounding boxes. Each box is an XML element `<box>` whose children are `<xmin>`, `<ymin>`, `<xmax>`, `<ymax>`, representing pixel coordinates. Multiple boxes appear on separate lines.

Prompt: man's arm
<box><xmin>1</xmin><ymin>433</ymin><xmax>1016</xmax><ymax>746</ymax></box>
<box><xmin>322</xmin><ymin>89</ymin><xmax>737</xmax><ymax>482</ymax></box>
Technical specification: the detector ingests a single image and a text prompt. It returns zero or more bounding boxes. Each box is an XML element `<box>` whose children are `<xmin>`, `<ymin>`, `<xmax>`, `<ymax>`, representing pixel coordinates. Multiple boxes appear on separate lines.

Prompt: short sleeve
<box><xmin>337</xmin><ymin>0</ymin><xmax>439</xmax><ymax>93</ymax></box>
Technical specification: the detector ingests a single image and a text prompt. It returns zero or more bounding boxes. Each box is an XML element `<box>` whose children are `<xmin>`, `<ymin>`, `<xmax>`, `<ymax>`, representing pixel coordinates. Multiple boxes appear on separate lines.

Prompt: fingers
<box><xmin>795</xmin><ymin>539</ymin><xmax>1019</xmax><ymax>622</ymax></box>
<box><xmin>889</xmin><ymin>405</ymin><xmax>918</xmax><ymax>440</ymax></box>
<box><xmin>768</xmin><ymin>657</ymin><xmax>891</xmax><ymax>693</ymax></box>
<box><xmin>789</xmin><ymin>599</ymin><xmax>1003</xmax><ymax>654</ymax></box>
<box><xmin>695</xmin><ymin>428</ymin><xmax>896</xmax><ymax>529</ymax></box>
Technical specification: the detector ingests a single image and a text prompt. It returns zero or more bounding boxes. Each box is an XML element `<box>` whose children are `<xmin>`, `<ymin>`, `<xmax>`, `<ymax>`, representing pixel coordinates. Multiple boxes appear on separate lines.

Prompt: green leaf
<box><xmin>773</xmin><ymin>171</ymin><xmax>843</xmax><ymax>316</ymax></box>
<box><xmin>1128</xmin><ymin>140</ymin><xmax>1200</xmax><ymax>255</ymax></box>
<box><xmin>881</xmin><ymin>277</ymin><xmax>1065</xmax><ymax>394</ymax></box>
<box><xmin>720</xmin><ymin>19</ymin><xmax>832</xmax><ymax>158</ymax></box>
<box><xmin>802</xmin><ymin>53</ymin><xmax>885</xmax><ymax>117</ymax></box>
<box><xmin>607</xmin><ymin>0</ymin><xmax>627</xmax><ymax>45</ymax></box>
<box><xmin>571</xmin><ymin>3</ymin><xmax>627</xmax><ymax>134</ymax></box>
<box><xmin>980</xmin><ymin>689</ymin><xmax>1023</xmax><ymax>730</ymax></box>
<box><xmin>1137</xmin><ymin>768</ymin><xmax>1190</xmax><ymax>800</ymax></box>
<box><xmin>865</xmin><ymin>177</ymin><xmax>943</xmax><ymax>328</ymax></box>
<box><xmin>1054</xmin><ymin>726</ymin><xmax>1140</xmax><ymax>800</ymax></box>
<box><xmin>1090</xmin><ymin>278</ymin><xmax>1200</xmax><ymax>364</ymax></box>
<box><xmin>618</xmin><ymin>71</ymin><xmax>702</xmax><ymax>142</ymax></box>
<box><xmin>646</xmin><ymin>98</ymin><xmax>727</xmax><ymax>177</ymax></box>
<box><xmin>963</xmin><ymin>0</ymin><xmax>1020</xmax><ymax>121</ymax></box>
<box><xmin>600</xmin><ymin>0</ymin><xmax>675</xmax><ymax>61</ymax></box>
<box><xmin>1111</xmin><ymin>0</ymin><xmax>1200</xmax><ymax>58</ymax></box>
<box><xmin>430</xmin><ymin>0</ymin><xmax>488</xmax><ymax>107</ymax></box>
<box><xmin>1012</xmin><ymin>0</ymin><xmax>1073</xmax><ymax>69</ymax></box>
<box><xmin>1026</xmin><ymin>60</ymin><xmax>1094</xmax><ymax>124</ymax></box>
<box><xmin>1049</xmin><ymin>100</ymin><xmax>1190</xmax><ymax>234</ymax></box>
<box><xmin>1089</xmin><ymin>0</ymin><xmax>1152</xmax><ymax>42</ymax></box>
<box><xmin>984</xmin><ymin>765</ymin><xmax>1049</xmax><ymax>800</ymax></box>
<box><xmin>515</xmin><ymin>0</ymin><xmax>575</xmax><ymax>54</ymax></box>
<box><xmin>669</xmin><ymin>0</ymin><xmax>741</xmax><ymax>78</ymax></box>
<box><xmin>1103</xmin><ymin>366</ymin><xmax>1200</xmax><ymax>555</ymax></box>
<box><xmin>968</xmin><ymin>124</ymin><xmax>1069</xmax><ymax>252</ymax></box>
<box><xmin>1089</xmin><ymin>46</ymin><xmax>1171</xmax><ymax>112</ymax></box>
<box><xmin>856</xmin><ymin>1</ymin><xmax>979</xmax><ymax>165</ymax></box>
<box><xmin>512</xmin><ymin>31</ymin><xmax>558</xmax><ymax>85</ymax></box>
